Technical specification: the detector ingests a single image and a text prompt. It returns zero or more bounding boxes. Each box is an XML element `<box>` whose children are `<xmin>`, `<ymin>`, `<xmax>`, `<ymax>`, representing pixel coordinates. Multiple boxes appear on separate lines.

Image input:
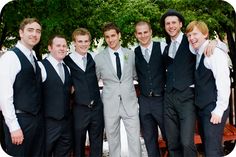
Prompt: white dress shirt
<box><xmin>0</xmin><ymin>41</ymin><xmax>37</xmax><ymax>132</ymax></box>
<box><xmin>140</xmin><ymin>41</ymin><xmax>167</xmax><ymax>56</ymax></box>
<box><xmin>108</xmin><ymin>47</ymin><xmax>124</xmax><ymax>74</ymax></box>
<box><xmin>194</xmin><ymin>40</ymin><xmax>230</xmax><ymax>118</ymax></box>
<box><xmin>69</xmin><ymin>52</ymin><xmax>87</xmax><ymax>72</ymax></box>
<box><xmin>38</xmin><ymin>54</ymin><xmax>70</xmax><ymax>82</ymax></box>
<box><xmin>168</xmin><ymin>32</ymin><xmax>183</xmax><ymax>58</ymax></box>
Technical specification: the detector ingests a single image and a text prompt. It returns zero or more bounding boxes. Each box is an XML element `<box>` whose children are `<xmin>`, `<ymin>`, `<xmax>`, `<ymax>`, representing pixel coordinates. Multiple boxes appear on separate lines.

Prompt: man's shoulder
<box><xmin>94</xmin><ymin>49</ymin><xmax>106</xmax><ymax>62</ymax></box>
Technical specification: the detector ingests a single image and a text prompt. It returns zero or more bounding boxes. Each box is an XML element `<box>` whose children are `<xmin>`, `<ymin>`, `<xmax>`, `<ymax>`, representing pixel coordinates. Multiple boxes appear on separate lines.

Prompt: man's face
<box><xmin>48</xmin><ymin>37</ymin><xmax>68</xmax><ymax>61</ymax></box>
<box><xmin>135</xmin><ymin>24</ymin><xmax>152</xmax><ymax>48</ymax></box>
<box><xmin>19</xmin><ymin>22</ymin><xmax>41</xmax><ymax>49</ymax></box>
<box><xmin>187</xmin><ymin>26</ymin><xmax>207</xmax><ymax>50</ymax></box>
<box><xmin>164</xmin><ymin>16</ymin><xmax>182</xmax><ymax>40</ymax></box>
<box><xmin>104</xmin><ymin>29</ymin><xmax>121</xmax><ymax>50</ymax></box>
<box><xmin>74</xmin><ymin>35</ymin><xmax>90</xmax><ymax>56</ymax></box>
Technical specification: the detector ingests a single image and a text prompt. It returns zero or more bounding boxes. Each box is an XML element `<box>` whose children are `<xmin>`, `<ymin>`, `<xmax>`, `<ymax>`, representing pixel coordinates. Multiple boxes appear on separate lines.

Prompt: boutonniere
<box><xmin>124</xmin><ymin>53</ymin><xmax>129</xmax><ymax>61</ymax></box>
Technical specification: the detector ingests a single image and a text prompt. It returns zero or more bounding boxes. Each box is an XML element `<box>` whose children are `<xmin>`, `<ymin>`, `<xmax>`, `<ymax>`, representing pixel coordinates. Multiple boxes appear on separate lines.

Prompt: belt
<box><xmin>148</xmin><ymin>91</ymin><xmax>161</xmax><ymax>97</ymax></box>
<box><xmin>15</xmin><ymin>109</ymin><xmax>27</xmax><ymax>114</ymax></box>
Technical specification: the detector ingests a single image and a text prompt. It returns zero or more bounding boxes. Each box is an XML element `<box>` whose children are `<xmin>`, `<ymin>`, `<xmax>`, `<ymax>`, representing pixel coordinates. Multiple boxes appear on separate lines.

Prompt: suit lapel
<box><xmin>121</xmin><ymin>47</ymin><xmax>129</xmax><ymax>81</ymax></box>
<box><xmin>104</xmin><ymin>48</ymin><xmax>118</xmax><ymax>79</ymax></box>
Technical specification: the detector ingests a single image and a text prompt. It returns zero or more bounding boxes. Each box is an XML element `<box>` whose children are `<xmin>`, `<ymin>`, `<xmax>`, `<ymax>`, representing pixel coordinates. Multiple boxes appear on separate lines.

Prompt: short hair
<box><xmin>135</xmin><ymin>20</ymin><xmax>152</xmax><ymax>32</ymax></box>
<box><xmin>102</xmin><ymin>22</ymin><xmax>120</xmax><ymax>34</ymax></box>
<box><xmin>72</xmin><ymin>28</ymin><xmax>91</xmax><ymax>41</ymax></box>
<box><xmin>48</xmin><ymin>34</ymin><xmax>66</xmax><ymax>46</ymax></box>
<box><xmin>19</xmin><ymin>18</ymin><xmax>41</xmax><ymax>31</ymax></box>
<box><xmin>186</xmin><ymin>20</ymin><xmax>209</xmax><ymax>38</ymax></box>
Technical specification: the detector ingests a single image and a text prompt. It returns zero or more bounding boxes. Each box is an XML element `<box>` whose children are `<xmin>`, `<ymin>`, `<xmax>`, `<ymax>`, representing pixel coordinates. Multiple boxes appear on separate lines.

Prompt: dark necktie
<box><xmin>114</xmin><ymin>52</ymin><xmax>122</xmax><ymax>79</ymax></box>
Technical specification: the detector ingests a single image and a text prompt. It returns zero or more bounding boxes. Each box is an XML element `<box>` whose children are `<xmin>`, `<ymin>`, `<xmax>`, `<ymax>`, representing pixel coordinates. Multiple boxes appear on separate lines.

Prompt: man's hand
<box><xmin>210</xmin><ymin>113</ymin><xmax>222</xmax><ymax>124</ymax></box>
<box><xmin>11</xmin><ymin>129</ymin><xmax>24</xmax><ymax>145</ymax></box>
<box><xmin>204</xmin><ymin>40</ymin><xmax>217</xmax><ymax>57</ymax></box>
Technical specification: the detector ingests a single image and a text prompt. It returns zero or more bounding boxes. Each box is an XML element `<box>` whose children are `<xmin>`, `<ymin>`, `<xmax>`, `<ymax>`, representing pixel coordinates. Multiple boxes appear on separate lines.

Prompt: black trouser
<box><xmin>164</xmin><ymin>87</ymin><xmax>197</xmax><ymax>157</ymax></box>
<box><xmin>3</xmin><ymin>112</ymin><xmax>44</xmax><ymax>156</ymax></box>
<box><xmin>45</xmin><ymin>116</ymin><xmax>73</xmax><ymax>157</ymax></box>
<box><xmin>197</xmin><ymin>103</ymin><xmax>229</xmax><ymax>157</ymax></box>
<box><xmin>73</xmin><ymin>102</ymin><xmax>104</xmax><ymax>157</ymax></box>
<box><xmin>0</xmin><ymin>111</ymin><xmax>5</xmax><ymax>150</ymax></box>
<box><xmin>139</xmin><ymin>95</ymin><xmax>165</xmax><ymax>157</ymax></box>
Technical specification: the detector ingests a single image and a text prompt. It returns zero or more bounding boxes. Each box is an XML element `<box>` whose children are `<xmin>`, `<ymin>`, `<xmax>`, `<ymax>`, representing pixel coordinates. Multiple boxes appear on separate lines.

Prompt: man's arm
<box><xmin>0</xmin><ymin>51</ymin><xmax>24</xmax><ymax>145</ymax></box>
<box><xmin>204</xmin><ymin>39</ymin><xmax>229</xmax><ymax>56</ymax></box>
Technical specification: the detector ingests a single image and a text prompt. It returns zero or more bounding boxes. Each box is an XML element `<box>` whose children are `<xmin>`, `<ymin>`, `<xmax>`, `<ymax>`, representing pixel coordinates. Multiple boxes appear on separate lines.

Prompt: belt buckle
<box><xmin>15</xmin><ymin>110</ymin><xmax>25</xmax><ymax>114</ymax></box>
<box><xmin>88</xmin><ymin>100</ymin><xmax>94</xmax><ymax>108</ymax></box>
<box><xmin>149</xmin><ymin>91</ymin><xmax>153</xmax><ymax>97</ymax></box>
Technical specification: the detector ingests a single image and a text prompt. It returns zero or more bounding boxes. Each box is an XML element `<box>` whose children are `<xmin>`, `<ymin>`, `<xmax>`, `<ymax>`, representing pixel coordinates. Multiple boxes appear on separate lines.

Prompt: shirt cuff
<box><xmin>211</xmin><ymin>107</ymin><xmax>224</xmax><ymax>118</ymax></box>
<box><xmin>8</xmin><ymin>120</ymin><xmax>21</xmax><ymax>133</ymax></box>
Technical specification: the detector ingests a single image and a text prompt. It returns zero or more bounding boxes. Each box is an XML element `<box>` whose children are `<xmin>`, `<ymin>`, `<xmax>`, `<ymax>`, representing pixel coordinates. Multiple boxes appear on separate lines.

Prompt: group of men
<box><xmin>0</xmin><ymin>9</ymin><xmax>230</xmax><ymax>157</ymax></box>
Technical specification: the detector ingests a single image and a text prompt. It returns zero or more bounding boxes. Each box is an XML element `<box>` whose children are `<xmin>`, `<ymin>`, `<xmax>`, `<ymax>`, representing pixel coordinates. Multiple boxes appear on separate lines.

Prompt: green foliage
<box><xmin>0</xmin><ymin>0</ymin><xmax>235</xmax><ymax>56</ymax></box>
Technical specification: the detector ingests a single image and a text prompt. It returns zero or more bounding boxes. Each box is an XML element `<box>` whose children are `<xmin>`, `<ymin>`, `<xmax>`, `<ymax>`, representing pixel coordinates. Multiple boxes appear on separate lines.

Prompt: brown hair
<box><xmin>102</xmin><ymin>22</ymin><xmax>120</xmax><ymax>34</ymax></box>
<box><xmin>48</xmin><ymin>34</ymin><xmax>66</xmax><ymax>46</ymax></box>
<box><xmin>135</xmin><ymin>20</ymin><xmax>152</xmax><ymax>32</ymax></box>
<box><xmin>19</xmin><ymin>18</ymin><xmax>41</xmax><ymax>30</ymax></box>
<box><xmin>186</xmin><ymin>20</ymin><xmax>209</xmax><ymax>38</ymax></box>
<box><xmin>72</xmin><ymin>28</ymin><xmax>91</xmax><ymax>41</ymax></box>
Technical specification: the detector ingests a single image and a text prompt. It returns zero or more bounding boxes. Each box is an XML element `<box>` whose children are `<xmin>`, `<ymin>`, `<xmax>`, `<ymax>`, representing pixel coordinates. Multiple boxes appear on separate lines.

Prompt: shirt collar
<box><xmin>172</xmin><ymin>32</ymin><xmax>183</xmax><ymax>45</ymax></box>
<box><xmin>73</xmin><ymin>51</ymin><xmax>87</xmax><ymax>60</ymax></box>
<box><xmin>140</xmin><ymin>41</ymin><xmax>153</xmax><ymax>54</ymax></box>
<box><xmin>197</xmin><ymin>40</ymin><xmax>209</xmax><ymax>56</ymax></box>
<box><xmin>47</xmin><ymin>54</ymin><xmax>64</xmax><ymax>66</ymax></box>
<box><xmin>16</xmin><ymin>41</ymin><xmax>35</xmax><ymax>58</ymax></box>
<box><xmin>108</xmin><ymin>46</ymin><xmax>122</xmax><ymax>55</ymax></box>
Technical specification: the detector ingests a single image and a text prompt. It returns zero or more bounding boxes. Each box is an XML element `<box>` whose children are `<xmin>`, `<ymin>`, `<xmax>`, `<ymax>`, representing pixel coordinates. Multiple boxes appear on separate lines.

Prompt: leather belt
<box><xmin>148</xmin><ymin>91</ymin><xmax>161</xmax><ymax>97</ymax></box>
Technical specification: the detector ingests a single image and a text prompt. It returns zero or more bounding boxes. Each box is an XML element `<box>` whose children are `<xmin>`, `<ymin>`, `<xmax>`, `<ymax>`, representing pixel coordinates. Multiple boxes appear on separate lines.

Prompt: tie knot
<box><xmin>114</xmin><ymin>52</ymin><xmax>119</xmax><ymax>57</ymax></box>
<box><xmin>58</xmin><ymin>62</ymin><xmax>62</xmax><ymax>66</ymax></box>
<box><xmin>82</xmin><ymin>56</ymin><xmax>86</xmax><ymax>60</ymax></box>
<box><xmin>145</xmin><ymin>48</ymin><xmax>149</xmax><ymax>53</ymax></box>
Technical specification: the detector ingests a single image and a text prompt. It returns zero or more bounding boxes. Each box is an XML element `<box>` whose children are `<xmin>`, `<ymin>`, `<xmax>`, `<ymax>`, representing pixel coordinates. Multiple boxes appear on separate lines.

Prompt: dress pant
<box><xmin>197</xmin><ymin>103</ymin><xmax>229</xmax><ymax>157</ymax></box>
<box><xmin>0</xmin><ymin>111</ymin><xmax>5</xmax><ymax>150</ymax></box>
<box><xmin>164</xmin><ymin>87</ymin><xmax>197</xmax><ymax>157</ymax></box>
<box><xmin>73</xmin><ymin>101</ymin><xmax>104</xmax><ymax>157</ymax></box>
<box><xmin>3</xmin><ymin>112</ymin><xmax>44</xmax><ymax>157</ymax></box>
<box><xmin>45</xmin><ymin>116</ymin><xmax>73</xmax><ymax>157</ymax></box>
<box><xmin>104</xmin><ymin>100</ymin><xmax>141</xmax><ymax>157</ymax></box>
<box><xmin>139</xmin><ymin>95</ymin><xmax>165</xmax><ymax>157</ymax></box>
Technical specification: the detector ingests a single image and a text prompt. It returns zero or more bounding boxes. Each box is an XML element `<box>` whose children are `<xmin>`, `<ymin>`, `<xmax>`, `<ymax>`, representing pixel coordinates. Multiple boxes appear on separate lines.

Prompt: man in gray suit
<box><xmin>94</xmin><ymin>22</ymin><xmax>141</xmax><ymax>157</ymax></box>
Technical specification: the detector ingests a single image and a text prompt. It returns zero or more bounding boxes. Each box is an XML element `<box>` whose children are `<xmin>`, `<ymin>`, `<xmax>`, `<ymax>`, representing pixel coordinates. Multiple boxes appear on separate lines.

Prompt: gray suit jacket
<box><xmin>94</xmin><ymin>47</ymin><xmax>138</xmax><ymax>117</ymax></box>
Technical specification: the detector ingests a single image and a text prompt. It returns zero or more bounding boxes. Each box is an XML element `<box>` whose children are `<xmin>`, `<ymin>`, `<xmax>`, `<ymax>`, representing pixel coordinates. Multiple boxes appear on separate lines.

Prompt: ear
<box><xmin>204</xmin><ymin>33</ymin><xmax>209</xmax><ymax>39</ymax></box>
<box><xmin>48</xmin><ymin>45</ymin><xmax>52</xmax><ymax>52</ymax></box>
<box><xmin>19</xmin><ymin>29</ymin><xmax>23</xmax><ymax>38</ymax></box>
<box><xmin>118</xmin><ymin>32</ymin><xmax>121</xmax><ymax>40</ymax></box>
<box><xmin>179</xmin><ymin>22</ymin><xmax>183</xmax><ymax>28</ymax></box>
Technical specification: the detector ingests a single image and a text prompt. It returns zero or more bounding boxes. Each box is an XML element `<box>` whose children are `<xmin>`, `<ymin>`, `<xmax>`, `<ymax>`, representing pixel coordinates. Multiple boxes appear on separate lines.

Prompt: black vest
<box><xmin>41</xmin><ymin>59</ymin><xmax>71</xmax><ymax>120</ymax></box>
<box><xmin>135</xmin><ymin>42</ymin><xmax>165</xmax><ymax>96</ymax></box>
<box><xmin>64</xmin><ymin>53</ymin><xmax>100</xmax><ymax>105</ymax></box>
<box><xmin>12</xmin><ymin>47</ymin><xmax>42</xmax><ymax>115</ymax></box>
<box><xmin>195</xmin><ymin>55</ymin><xmax>217</xmax><ymax>109</ymax></box>
<box><xmin>164</xmin><ymin>35</ymin><xmax>196</xmax><ymax>92</ymax></box>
